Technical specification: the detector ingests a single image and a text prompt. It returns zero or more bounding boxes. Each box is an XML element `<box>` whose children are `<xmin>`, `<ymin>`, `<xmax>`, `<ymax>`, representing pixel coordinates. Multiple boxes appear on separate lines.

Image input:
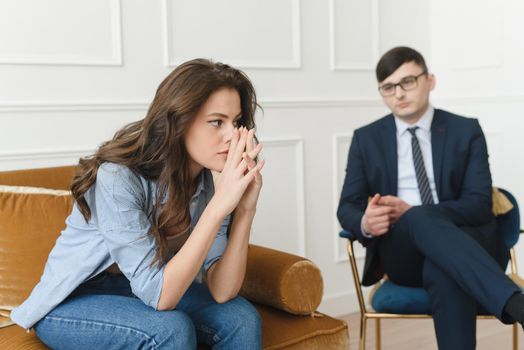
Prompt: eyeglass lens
<box><xmin>381</xmin><ymin>77</ymin><xmax>416</xmax><ymax>95</ymax></box>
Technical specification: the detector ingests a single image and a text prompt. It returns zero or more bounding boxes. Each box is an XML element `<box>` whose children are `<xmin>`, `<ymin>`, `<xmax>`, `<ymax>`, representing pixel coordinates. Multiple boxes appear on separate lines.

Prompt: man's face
<box><xmin>378</xmin><ymin>61</ymin><xmax>435</xmax><ymax>123</ymax></box>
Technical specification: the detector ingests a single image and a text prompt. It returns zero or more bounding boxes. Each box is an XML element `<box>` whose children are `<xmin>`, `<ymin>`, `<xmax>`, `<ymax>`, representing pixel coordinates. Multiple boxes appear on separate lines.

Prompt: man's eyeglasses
<box><xmin>378</xmin><ymin>71</ymin><xmax>427</xmax><ymax>97</ymax></box>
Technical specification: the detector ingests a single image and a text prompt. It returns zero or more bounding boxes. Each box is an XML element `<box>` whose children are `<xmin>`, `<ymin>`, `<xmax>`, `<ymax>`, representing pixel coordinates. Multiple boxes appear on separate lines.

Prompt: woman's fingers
<box><xmin>236</xmin><ymin>158</ymin><xmax>249</xmax><ymax>175</ymax></box>
<box><xmin>245</xmin><ymin>128</ymin><xmax>255</xmax><ymax>153</ymax></box>
<box><xmin>246</xmin><ymin>142</ymin><xmax>262</xmax><ymax>161</ymax></box>
<box><xmin>242</xmin><ymin>152</ymin><xmax>256</xmax><ymax>170</ymax></box>
<box><xmin>225</xmin><ymin>128</ymin><xmax>240</xmax><ymax>167</ymax></box>
<box><xmin>242</xmin><ymin>136</ymin><xmax>262</xmax><ymax>170</ymax></box>
<box><xmin>222</xmin><ymin>127</ymin><xmax>264</xmax><ymax>186</ymax></box>
<box><xmin>226</xmin><ymin>127</ymin><xmax>260</xmax><ymax>170</ymax></box>
<box><xmin>231</xmin><ymin>127</ymin><xmax>248</xmax><ymax>165</ymax></box>
<box><xmin>240</xmin><ymin>159</ymin><xmax>265</xmax><ymax>187</ymax></box>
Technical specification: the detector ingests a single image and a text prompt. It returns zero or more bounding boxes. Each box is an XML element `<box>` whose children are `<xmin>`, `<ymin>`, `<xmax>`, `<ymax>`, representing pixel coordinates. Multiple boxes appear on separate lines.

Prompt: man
<box><xmin>337</xmin><ymin>46</ymin><xmax>524</xmax><ymax>349</ymax></box>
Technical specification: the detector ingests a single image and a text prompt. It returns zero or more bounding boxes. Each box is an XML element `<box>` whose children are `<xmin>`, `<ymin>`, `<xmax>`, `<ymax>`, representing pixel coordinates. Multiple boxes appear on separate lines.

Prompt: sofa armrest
<box><xmin>239</xmin><ymin>244</ymin><xmax>323</xmax><ymax>315</ymax></box>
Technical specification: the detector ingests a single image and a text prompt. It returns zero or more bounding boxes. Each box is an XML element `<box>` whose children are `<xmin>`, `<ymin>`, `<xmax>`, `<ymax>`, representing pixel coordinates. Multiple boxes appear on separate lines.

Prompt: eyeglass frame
<box><xmin>377</xmin><ymin>71</ymin><xmax>428</xmax><ymax>97</ymax></box>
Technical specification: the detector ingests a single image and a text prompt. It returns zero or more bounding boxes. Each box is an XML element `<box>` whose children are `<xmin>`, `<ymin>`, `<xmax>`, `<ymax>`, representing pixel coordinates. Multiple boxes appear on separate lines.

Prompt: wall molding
<box><xmin>260</xmin><ymin>137</ymin><xmax>306</xmax><ymax>256</ymax></box>
<box><xmin>261</xmin><ymin>98</ymin><xmax>382</xmax><ymax>109</ymax></box>
<box><xmin>432</xmin><ymin>95</ymin><xmax>524</xmax><ymax>105</ymax></box>
<box><xmin>332</xmin><ymin>133</ymin><xmax>366</xmax><ymax>264</ymax></box>
<box><xmin>0</xmin><ymin>148</ymin><xmax>93</xmax><ymax>167</ymax></box>
<box><xmin>161</xmin><ymin>0</ymin><xmax>301</xmax><ymax>69</ymax></box>
<box><xmin>4</xmin><ymin>95</ymin><xmax>524</xmax><ymax>114</ymax></box>
<box><xmin>0</xmin><ymin>0</ymin><xmax>122</xmax><ymax>66</ymax></box>
<box><xmin>0</xmin><ymin>101</ymin><xmax>149</xmax><ymax>113</ymax></box>
<box><xmin>0</xmin><ymin>98</ymin><xmax>383</xmax><ymax>113</ymax></box>
<box><xmin>328</xmin><ymin>0</ymin><xmax>379</xmax><ymax>71</ymax></box>
<box><xmin>333</xmin><ymin>133</ymin><xmax>350</xmax><ymax>264</ymax></box>
<box><xmin>451</xmin><ymin>62</ymin><xmax>504</xmax><ymax>71</ymax></box>
<box><xmin>449</xmin><ymin>2</ymin><xmax>504</xmax><ymax>71</ymax></box>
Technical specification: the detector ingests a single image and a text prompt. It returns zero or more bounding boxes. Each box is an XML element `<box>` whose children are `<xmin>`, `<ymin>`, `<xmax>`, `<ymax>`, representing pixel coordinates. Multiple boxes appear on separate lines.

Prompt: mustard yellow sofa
<box><xmin>0</xmin><ymin>166</ymin><xmax>349</xmax><ymax>349</ymax></box>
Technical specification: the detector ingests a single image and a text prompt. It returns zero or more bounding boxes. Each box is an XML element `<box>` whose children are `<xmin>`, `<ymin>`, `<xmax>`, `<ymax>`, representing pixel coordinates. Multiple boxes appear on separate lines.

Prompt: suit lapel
<box><xmin>380</xmin><ymin>115</ymin><xmax>398</xmax><ymax>194</ymax></box>
<box><xmin>431</xmin><ymin>109</ymin><xmax>447</xmax><ymax>197</ymax></box>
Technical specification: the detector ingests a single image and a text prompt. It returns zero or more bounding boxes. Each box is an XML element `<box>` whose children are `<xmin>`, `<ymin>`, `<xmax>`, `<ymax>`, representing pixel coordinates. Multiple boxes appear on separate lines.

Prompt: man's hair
<box><xmin>375</xmin><ymin>46</ymin><xmax>428</xmax><ymax>82</ymax></box>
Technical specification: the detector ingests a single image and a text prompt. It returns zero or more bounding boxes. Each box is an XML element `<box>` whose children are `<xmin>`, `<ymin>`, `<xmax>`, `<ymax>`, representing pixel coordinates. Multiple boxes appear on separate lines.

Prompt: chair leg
<box><xmin>360</xmin><ymin>315</ymin><xmax>367</xmax><ymax>350</ymax></box>
<box><xmin>375</xmin><ymin>318</ymin><xmax>381</xmax><ymax>350</ymax></box>
<box><xmin>512</xmin><ymin>323</ymin><xmax>518</xmax><ymax>350</ymax></box>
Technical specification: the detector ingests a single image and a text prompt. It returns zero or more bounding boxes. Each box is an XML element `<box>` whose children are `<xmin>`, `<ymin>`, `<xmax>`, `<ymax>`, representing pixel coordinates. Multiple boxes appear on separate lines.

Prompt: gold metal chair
<box><xmin>339</xmin><ymin>188</ymin><xmax>523</xmax><ymax>350</ymax></box>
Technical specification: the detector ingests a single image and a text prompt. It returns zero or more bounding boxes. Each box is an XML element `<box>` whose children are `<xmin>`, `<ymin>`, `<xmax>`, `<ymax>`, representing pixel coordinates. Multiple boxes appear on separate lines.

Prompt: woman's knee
<box><xmin>35</xmin><ymin>310</ymin><xmax>197</xmax><ymax>350</ymax></box>
<box><xmin>225</xmin><ymin>297</ymin><xmax>262</xmax><ymax>339</ymax></box>
<box><xmin>152</xmin><ymin>311</ymin><xmax>197</xmax><ymax>349</ymax></box>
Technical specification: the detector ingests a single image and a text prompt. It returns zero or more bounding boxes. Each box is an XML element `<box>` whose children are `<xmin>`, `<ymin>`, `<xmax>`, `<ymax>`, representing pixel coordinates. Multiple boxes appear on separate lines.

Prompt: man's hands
<box><xmin>362</xmin><ymin>194</ymin><xmax>392</xmax><ymax>236</ymax></box>
<box><xmin>379</xmin><ymin>195</ymin><xmax>412</xmax><ymax>223</ymax></box>
<box><xmin>210</xmin><ymin>127</ymin><xmax>265</xmax><ymax>217</ymax></box>
<box><xmin>362</xmin><ymin>194</ymin><xmax>412</xmax><ymax>237</ymax></box>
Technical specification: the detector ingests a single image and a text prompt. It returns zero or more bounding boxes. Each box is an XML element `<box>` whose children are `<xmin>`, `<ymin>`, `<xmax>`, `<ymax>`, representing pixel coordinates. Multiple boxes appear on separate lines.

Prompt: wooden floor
<box><xmin>339</xmin><ymin>312</ymin><xmax>524</xmax><ymax>349</ymax></box>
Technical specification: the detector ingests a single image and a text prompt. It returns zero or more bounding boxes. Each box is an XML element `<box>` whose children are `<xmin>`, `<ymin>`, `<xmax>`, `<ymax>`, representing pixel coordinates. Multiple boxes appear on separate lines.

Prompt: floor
<box><xmin>339</xmin><ymin>312</ymin><xmax>523</xmax><ymax>349</ymax></box>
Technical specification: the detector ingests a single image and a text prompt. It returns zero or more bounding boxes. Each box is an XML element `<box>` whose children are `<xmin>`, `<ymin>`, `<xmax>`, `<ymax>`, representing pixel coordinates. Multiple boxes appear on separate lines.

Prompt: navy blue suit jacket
<box><xmin>337</xmin><ymin>109</ymin><xmax>500</xmax><ymax>286</ymax></box>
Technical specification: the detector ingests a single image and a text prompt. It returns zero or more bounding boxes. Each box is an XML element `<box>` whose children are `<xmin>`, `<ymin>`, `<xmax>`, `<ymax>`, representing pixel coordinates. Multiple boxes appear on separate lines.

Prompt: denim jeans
<box><xmin>34</xmin><ymin>273</ymin><xmax>262</xmax><ymax>349</ymax></box>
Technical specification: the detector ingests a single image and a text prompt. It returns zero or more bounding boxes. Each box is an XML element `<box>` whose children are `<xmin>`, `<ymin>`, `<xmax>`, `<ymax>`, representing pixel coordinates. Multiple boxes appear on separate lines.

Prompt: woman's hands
<box><xmin>159</xmin><ymin>128</ymin><xmax>263</xmax><ymax>309</ymax></box>
<box><xmin>236</xmin><ymin>128</ymin><xmax>264</xmax><ymax>214</ymax></box>
<box><xmin>206</xmin><ymin>128</ymin><xmax>263</xmax><ymax>303</ymax></box>
<box><xmin>210</xmin><ymin>127</ymin><xmax>265</xmax><ymax>218</ymax></box>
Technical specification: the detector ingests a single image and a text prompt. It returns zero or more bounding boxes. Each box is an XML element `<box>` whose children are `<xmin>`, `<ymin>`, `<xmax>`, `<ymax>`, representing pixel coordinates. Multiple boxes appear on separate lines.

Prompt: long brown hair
<box><xmin>71</xmin><ymin>58</ymin><xmax>259</xmax><ymax>264</ymax></box>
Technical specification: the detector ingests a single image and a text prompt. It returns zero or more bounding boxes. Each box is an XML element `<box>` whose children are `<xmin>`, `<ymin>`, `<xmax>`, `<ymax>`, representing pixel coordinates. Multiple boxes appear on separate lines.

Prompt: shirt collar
<box><xmin>395</xmin><ymin>105</ymin><xmax>434</xmax><ymax>136</ymax></box>
<box><xmin>192</xmin><ymin>169</ymin><xmax>208</xmax><ymax>198</ymax></box>
<box><xmin>160</xmin><ymin>169</ymin><xmax>208</xmax><ymax>204</ymax></box>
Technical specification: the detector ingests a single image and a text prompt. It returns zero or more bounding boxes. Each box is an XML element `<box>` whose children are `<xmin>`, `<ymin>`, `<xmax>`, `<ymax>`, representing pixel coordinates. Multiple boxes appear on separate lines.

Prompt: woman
<box><xmin>11</xmin><ymin>59</ymin><xmax>265</xmax><ymax>349</ymax></box>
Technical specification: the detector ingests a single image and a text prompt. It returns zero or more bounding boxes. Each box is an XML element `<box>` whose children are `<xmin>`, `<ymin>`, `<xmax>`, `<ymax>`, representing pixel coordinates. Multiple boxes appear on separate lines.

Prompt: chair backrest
<box><xmin>496</xmin><ymin>188</ymin><xmax>521</xmax><ymax>249</ymax></box>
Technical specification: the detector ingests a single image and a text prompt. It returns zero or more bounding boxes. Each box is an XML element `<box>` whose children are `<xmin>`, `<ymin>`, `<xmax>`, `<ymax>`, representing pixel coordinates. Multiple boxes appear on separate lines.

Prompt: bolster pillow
<box><xmin>239</xmin><ymin>244</ymin><xmax>323</xmax><ymax>315</ymax></box>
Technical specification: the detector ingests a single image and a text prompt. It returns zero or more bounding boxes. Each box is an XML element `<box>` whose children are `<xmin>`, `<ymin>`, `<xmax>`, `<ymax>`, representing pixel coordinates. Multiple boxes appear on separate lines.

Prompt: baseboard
<box><xmin>318</xmin><ymin>290</ymin><xmax>358</xmax><ymax>317</ymax></box>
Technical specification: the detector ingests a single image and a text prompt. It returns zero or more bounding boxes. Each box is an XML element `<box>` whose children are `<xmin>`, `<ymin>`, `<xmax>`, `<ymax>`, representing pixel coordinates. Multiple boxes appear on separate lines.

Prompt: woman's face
<box><xmin>184</xmin><ymin>87</ymin><xmax>242</xmax><ymax>178</ymax></box>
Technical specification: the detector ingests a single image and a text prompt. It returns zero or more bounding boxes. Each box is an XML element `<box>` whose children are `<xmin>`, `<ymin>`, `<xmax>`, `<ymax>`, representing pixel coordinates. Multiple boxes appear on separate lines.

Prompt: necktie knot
<box><xmin>407</xmin><ymin>126</ymin><xmax>419</xmax><ymax>136</ymax></box>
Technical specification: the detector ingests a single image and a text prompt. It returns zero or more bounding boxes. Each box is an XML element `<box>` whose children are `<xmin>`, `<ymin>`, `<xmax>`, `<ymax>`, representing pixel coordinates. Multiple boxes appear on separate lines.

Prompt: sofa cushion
<box><xmin>0</xmin><ymin>186</ymin><xmax>73</xmax><ymax>319</ymax></box>
<box><xmin>0</xmin><ymin>325</ymin><xmax>49</xmax><ymax>350</ymax></box>
<box><xmin>255</xmin><ymin>303</ymin><xmax>349</xmax><ymax>349</ymax></box>
<box><xmin>0</xmin><ymin>303</ymin><xmax>350</xmax><ymax>350</ymax></box>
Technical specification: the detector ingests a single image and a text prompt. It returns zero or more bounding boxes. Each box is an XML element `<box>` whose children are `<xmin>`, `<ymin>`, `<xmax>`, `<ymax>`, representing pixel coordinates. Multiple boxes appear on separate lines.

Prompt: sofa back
<box><xmin>0</xmin><ymin>166</ymin><xmax>76</xmax><ymax>190</ymax></box>
<box><xmin>0</xmin><ymin>166</ymin><xmax>76</xmax><ymax>310</ymax></box>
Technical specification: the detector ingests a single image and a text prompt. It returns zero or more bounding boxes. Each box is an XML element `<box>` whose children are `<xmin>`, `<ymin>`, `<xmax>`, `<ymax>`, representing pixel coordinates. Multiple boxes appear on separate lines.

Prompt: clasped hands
<box><xmin>362</xmin><ymin>194</ymin><xmax>412</xmax><ymax>237</ymax></box>
<box><xmin>212</xmin><ymin>127</ymin><xmax>265</xmax><ymax>217</ymax></box>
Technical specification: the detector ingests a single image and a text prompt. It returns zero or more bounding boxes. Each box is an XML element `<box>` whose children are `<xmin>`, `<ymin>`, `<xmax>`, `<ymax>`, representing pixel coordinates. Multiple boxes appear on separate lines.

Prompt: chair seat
<box><xmin>371</xmin><ymin>280</ymin><xmax>431</xmax><ymax>314</ymax></box>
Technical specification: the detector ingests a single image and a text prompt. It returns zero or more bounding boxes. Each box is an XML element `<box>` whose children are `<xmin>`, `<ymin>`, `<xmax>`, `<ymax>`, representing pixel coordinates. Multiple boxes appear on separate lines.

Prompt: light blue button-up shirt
<box><xmin>11</xmin><ymin>163</ymin><xmax>229</xmax><ymax>329</ymax></box>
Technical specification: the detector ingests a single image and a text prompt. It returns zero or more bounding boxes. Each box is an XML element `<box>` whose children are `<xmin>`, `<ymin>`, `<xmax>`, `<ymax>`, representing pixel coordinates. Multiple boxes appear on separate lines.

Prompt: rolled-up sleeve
<box><xmin>94</xmin><ymin>163</ymin><xmax>164</xmax><ymax>309</ymax></box>
<box><xmin>202</xmin><ymin>214</ymin><xmax>230</xmax><ymax>271</ymax></box>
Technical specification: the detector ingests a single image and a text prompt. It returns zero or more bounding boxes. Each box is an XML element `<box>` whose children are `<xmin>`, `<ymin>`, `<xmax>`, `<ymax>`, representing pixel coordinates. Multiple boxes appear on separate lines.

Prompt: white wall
<box><xmin>1</xmin><ymin>0</ymin><xmax>523</xmax><ymax>317</ymax></box>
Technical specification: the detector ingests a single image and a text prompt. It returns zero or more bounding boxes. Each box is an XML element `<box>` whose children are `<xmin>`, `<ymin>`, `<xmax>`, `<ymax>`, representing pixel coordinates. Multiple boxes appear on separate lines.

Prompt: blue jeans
<box><xmin>34</xmin><ymin>273</ymin><xmax>262</xmax><ymax>349</ymax></box>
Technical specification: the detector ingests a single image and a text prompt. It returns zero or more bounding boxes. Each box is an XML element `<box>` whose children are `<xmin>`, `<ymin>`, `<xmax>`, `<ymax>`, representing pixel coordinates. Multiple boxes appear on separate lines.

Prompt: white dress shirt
<box><xmin>361</xmin><ymin>106</ymin><xmax>439</xmax><ymax>237</ymax></box>
<box><xmin>395</xmin><ymin>106</ymin><xmax>439</xmax><ymax>206</ymax></box>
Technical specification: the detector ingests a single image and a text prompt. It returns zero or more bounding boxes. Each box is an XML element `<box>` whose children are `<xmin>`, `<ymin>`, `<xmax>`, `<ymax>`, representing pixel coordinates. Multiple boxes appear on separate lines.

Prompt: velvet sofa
<box><xmin>0</xmin><ymin>166</ymin><xmax>349</xmax><ymax>349</ymax></box>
